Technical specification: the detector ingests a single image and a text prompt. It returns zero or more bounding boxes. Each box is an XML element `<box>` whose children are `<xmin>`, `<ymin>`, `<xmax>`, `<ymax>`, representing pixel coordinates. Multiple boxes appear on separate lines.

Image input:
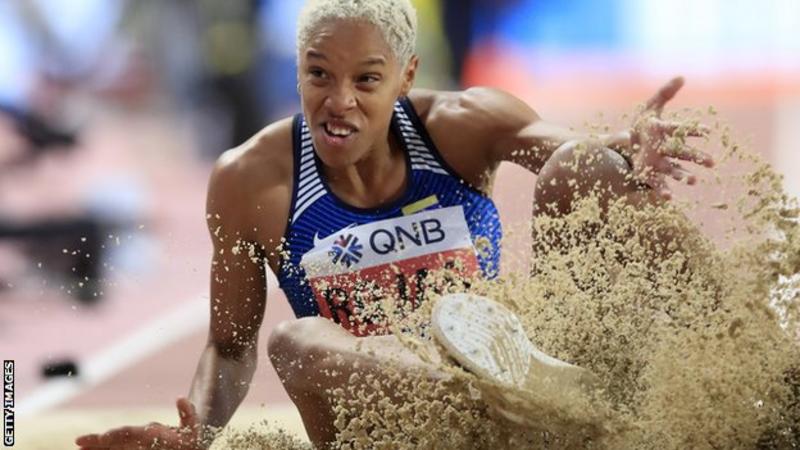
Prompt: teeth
<box><xmin>326</xmin><ymin>124</ymin><xmax>354</xmax><ymax>137</ymax></box>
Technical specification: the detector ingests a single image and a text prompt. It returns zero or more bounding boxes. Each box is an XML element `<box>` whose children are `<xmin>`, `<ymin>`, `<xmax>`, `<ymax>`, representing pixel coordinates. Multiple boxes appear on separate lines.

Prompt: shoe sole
<box><xmin>431</xmin><ymin>293</ymin><xmax>580</xmax><ymax>387</ymax></box>
<box><xmin>431</xmin><ymin>293</ymin><xmax>604</xmax><ymax>432</ymax></box>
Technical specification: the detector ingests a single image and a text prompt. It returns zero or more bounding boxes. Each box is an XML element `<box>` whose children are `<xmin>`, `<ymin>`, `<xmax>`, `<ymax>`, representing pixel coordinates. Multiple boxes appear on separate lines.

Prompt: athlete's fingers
<box><xmin>76</xmin><ymin>434</ymin><xmax>101</xmax><ymax>446</ymax></box>
<box><xmin>96</xmin><ymin>426</ymin><xmax>137</xmax><ymax>444</ymax></box>
<box><xmin>76</xmin><ymin>433</ymin><xmax>117</xmax><ymax>448</ymax></box>
<box><xmin>659</xmin><ymin>143</ymin><xmax>714</xmax><ymax>167</ymax></box>
<box><xmin>177</xmin><ymin>397</ymin><xmax>199</xmax><ymax>430</ymax></box>
<box><xmin>657</xmin><ymin>160</ymin><xmax>696</xmax><ymax>185</ymax></box>
<box><xmin>650</xmin><ymin>176</ymin><xmax>672</xmax><ymax>201</ymax></box>
<box><xmin>654</xmin><ymin>119</ymin><xmax>711</xmax><ymax>138</ymax></box>
<box><xmin>83</xmin><ymin>426</ymin><xmax>152</xmax><ymax>447</ymax></box>
<box><xmin>655</xmin><ymin>180</ymin><xmax>672</xmax><ymax>200</ymax></box>
<box><xmin>645</xmin><ymin>77</ymin><xmax>684</xmax><ymax>115</ymax></box>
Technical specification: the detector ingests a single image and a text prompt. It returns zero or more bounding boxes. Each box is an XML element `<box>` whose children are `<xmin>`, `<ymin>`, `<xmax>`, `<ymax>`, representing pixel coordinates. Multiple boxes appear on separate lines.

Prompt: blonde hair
<box><xmin>297</xmin><ymin>0</ymin><xmax>418</xmax><ymax>67</ymax></box>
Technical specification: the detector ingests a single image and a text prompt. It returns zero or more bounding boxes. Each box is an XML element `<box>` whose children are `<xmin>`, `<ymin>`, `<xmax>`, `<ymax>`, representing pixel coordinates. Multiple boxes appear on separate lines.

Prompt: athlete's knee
<box><xmin>534</xmin><ymin>140</ymin><xmax>631</xmax><ymax>216</ymax></box>
<box><xmin>267</xmin><ymin>317</ymin><xmax>345</xmax><ymax>392</ymax></box>
<box><xmin>268</xmin><ymin>317</ymin><xmax>327</xmax><ymax>364</ymax></box>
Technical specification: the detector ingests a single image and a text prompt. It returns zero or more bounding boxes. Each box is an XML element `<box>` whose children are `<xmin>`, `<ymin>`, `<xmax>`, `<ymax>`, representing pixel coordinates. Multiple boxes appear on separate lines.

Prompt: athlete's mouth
<box><xmin>323</xmin><ymin>120</ymin><xmax>358</xmax><ymax>139</ymax></box>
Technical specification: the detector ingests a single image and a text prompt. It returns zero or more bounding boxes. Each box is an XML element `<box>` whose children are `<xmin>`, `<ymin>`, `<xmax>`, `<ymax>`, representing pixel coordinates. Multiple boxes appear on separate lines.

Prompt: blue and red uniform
<box><xmin>277</xmin><ymin>98</ymin><xmax>502</xmax><ymax>335</ymax></box>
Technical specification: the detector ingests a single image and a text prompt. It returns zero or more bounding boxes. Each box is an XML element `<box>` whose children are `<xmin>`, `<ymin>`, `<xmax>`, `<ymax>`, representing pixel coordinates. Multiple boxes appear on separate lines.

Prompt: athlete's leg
<box><xmin>267</xmin><ymin>317</ymin><xmax>445</xmax><ymax>447</ymax></box>
<box><xmin>269</xmin><ymin>302</ymin><xmax>605</xmax><ymax>447</ymax></box>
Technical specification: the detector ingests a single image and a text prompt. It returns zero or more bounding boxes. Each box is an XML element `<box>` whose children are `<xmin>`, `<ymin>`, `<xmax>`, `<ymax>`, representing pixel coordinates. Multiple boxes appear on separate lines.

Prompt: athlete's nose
<box><xmin>325</xmin><ymin>83</ymin><xmax>357</xmax><ymax>114</ymax></box>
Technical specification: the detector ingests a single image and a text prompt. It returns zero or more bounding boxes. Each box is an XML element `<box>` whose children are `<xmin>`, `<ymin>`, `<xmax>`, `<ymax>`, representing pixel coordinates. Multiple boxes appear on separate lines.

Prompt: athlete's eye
<box><xmin>357</xmin><ymin>74</ymin><xmax>381</xmax><ymax>84</ymax></box>
<box><xmin>309</xmin><ymin>68</ymin><xmax>328</xmax><ymax>79</ymax></box>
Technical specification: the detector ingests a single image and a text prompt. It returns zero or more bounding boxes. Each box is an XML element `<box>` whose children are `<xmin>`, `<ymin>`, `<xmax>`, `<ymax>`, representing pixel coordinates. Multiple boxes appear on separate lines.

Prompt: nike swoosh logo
<box><xmin>313</xmin><ymin>224</ymin><xmax>358</xmax><ymax>248</ymax></box>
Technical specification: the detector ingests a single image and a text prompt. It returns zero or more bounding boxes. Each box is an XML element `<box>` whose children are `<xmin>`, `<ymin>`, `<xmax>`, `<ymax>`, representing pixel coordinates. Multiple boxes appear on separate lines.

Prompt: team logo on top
<box><xmin>329</xmin><ymin>234</ymin><xmax>363</xmax><ymax>267</ymax></box>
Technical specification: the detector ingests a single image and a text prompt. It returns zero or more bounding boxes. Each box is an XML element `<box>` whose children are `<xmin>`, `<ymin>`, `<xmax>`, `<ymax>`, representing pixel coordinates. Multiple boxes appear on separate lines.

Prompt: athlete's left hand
<box><xmin>624</xmin><ymin>77</ymin><xmax>714</xmax><ymax>200</ymax></box>
<box><xmin>75</xmin><ymin>398</ymin><xmax>205</xmax><ymax>450</ymax></box>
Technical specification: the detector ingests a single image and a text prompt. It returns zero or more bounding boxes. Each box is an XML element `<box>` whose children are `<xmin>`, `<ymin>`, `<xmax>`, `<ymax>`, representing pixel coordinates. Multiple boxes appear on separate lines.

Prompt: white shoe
<box><xmin>431</xmin><ymin>293</ymin><xmax>604</xmax><ymax>433</ymax></box>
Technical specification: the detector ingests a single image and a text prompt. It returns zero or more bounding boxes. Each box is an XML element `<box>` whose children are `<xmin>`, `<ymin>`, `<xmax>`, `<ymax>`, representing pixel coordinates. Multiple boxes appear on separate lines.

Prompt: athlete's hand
<box><xmin>75</xmin><ymin>398</ymin><xmax>205</xmax><ymax>450</ymax></box>
<box><xmin>627</xmin><ymin>77</ymin><xmax>714</xmax><ymax>200</ymax></box>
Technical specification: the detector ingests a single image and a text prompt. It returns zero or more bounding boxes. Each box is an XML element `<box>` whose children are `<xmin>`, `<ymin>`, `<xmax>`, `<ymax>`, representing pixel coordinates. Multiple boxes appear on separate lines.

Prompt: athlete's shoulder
<box><xmin>213</xmin><ymin>116</ymin><xmax>294</xmax><ymax>185</ymax></box>
<box><xmin>408</xmin><ymin>87</ymin><xmax>538</xmax><ymax>134</ymax></box>
<box><xmin>405</xmin><ymin>88</ymin><xmax>537</xmax><ymax>189</ymax></box>
<box><xmin>207</xmin><ymin>116</ymin><xmax>295</xmax><ymax>243</ymax></box>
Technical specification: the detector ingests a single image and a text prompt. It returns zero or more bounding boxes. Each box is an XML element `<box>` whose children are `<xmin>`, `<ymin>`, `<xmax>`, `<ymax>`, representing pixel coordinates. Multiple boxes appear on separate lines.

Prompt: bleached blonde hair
<box><xmin>297</xmin><ymin>0</ymin><xmax>418</xmax><ymax>68</ymax></box>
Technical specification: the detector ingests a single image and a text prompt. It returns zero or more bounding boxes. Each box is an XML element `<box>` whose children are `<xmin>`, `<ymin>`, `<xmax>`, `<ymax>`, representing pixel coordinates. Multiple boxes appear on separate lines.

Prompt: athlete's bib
<box><xmin>300</xmin><ymin>206</ymin><xmax>479</xmax><ymax>335</ymax></box>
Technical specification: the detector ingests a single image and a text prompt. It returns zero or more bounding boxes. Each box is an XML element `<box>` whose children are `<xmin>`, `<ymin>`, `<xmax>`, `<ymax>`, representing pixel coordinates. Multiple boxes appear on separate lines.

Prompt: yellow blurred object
<box><xmin>411</xmin><ymin>0</ymin><xmax>455</xmax><ymax>88</ymax></box>
<box><xmin>204</xmin><ymin>21</ymin><xmax>255</xmax><ymax>76</ymax></box>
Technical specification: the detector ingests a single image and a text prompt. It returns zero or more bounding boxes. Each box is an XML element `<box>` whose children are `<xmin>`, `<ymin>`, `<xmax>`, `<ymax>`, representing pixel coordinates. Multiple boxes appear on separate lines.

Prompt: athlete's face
<box><xmin>299</xmin><ymin>19</ymin><xmax>417</xmax><ymax>169</ymax></box>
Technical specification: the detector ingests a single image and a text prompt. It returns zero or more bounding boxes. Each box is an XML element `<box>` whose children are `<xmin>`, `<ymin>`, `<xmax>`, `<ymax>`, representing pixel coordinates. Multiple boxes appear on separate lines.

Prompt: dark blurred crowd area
<box><xmin>0</xmin><ymin>0</ymin><xmax>511</xmax><ymax>305</ymax></box>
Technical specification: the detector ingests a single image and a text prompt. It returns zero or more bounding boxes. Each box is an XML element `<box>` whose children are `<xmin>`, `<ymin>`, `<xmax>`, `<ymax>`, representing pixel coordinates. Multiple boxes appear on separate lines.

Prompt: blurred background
<box><xmin>0</xmin><ymin>0</ymin><xmax>798</xmax><ymax>447</ymax></box>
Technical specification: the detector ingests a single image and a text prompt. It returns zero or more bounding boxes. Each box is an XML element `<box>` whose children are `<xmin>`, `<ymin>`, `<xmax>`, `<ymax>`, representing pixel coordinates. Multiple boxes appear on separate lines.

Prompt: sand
<box><xmin>319</xmin><ymin>112</ymin><xmax>800</xmax><ymax>449</ymax></box>
<box><xmin>47</xmin><ymin>110</ymin><xmax>800</xmax><ymax>449</ymax></box>
<box><xmin>19</xmin><ymin>406</ymin><xmax>309</xmax><ymax>450</ymax></box>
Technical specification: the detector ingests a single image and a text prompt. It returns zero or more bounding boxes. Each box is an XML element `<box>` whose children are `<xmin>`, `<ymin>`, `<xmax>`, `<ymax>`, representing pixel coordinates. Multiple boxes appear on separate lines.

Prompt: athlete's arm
<box><xmin>185</xmin><ymin>150</ymin><xmax>272</xmax><ymax>446</ymax></box>
<box><xmin>459</xmin><ymin>79</ymin><xmax>712</xmax><ymax>199</ymax></box>
<box><xmin>448</xmin><ymin>86</ymin><xmax>585</xmax><ymax>174</ymax></box>
<box><xmin>76</xmin><ymin>124</ymin><xmax>293</xmax><ymax>450</ymax></box>
<box><xmin>417</xmin><ymin>87</ymin><xmax>624</xmax><ymax>192</ymax></box>
<box><xmin>187</xmin><ymin>124</ymin><xmax>294</xmax><ymax>445</ymax></box>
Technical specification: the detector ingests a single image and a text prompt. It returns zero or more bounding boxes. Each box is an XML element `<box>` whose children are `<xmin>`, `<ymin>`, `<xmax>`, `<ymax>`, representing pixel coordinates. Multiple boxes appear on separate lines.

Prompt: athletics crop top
<box><xmin>277</xmin><ymin>98</ymin><xmax>502</xmax><ymax>335</ymax></box>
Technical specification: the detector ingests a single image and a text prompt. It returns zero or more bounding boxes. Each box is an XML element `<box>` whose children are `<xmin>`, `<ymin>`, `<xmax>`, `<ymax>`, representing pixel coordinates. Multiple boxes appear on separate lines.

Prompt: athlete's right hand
<box><xmin>75</xmin><ymin>398</ymin><xmax>206</xmax><ymax>450</ymax></box>
<box><xmin>627</xmin><ymin>77</ymin><xmax>714</xmax><ymax>200</ymax></box>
